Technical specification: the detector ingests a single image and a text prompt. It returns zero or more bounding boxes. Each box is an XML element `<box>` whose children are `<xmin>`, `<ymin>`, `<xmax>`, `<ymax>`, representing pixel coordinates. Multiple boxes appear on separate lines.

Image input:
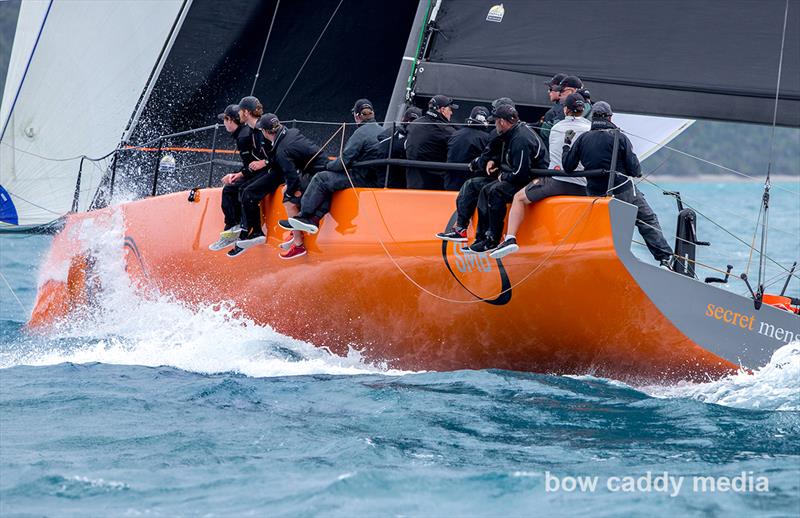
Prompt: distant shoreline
<box><xmin>642</xmin><ymin>174</ymin><xmax>799</xmax><ymax>183</ymax></box>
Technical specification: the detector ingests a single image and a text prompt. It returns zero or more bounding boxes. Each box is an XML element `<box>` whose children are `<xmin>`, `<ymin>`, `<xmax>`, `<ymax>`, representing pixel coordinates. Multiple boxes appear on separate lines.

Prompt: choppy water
<box><xmin>1</xmin><ymin>181</ymin><xmax>798</xmax><ymax>516</ymax></box>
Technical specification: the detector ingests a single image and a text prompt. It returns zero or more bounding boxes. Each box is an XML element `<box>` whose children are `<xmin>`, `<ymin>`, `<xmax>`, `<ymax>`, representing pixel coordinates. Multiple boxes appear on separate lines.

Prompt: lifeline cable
<box><xmin>0</xmin><ymin>269</ymin><xmax>26</xmax><ymax>313</ymax></box>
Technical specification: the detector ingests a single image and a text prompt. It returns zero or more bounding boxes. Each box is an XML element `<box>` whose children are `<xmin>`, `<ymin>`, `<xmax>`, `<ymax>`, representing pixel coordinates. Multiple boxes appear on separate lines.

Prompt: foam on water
<box><xmin>4</xmin><ymin>209</ymin><xmax>408</xmax><ymax>378</ymax></box>
<box><xmin>642</xmin><ymin>342</ymin><xmax>800</xmax><ymax>411</ymax></box>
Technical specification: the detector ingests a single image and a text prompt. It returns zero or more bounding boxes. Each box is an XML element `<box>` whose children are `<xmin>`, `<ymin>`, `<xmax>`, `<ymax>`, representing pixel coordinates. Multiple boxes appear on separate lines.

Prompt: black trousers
<box><xmin>444</xmin><ymin>170</ymin><xmax>477</xmax><ymax>191</ymax></box>
<box><xmin>479</xmin><ymin>180</ymin><xmax>522</xmax><ymax>242</ymax></box>
<box><xmin>221</xmin><ymin>181</ymin><xmax>243</xmax><ymax>229</ymax></box>
<box><xmin>616</xmin><ymin>187</ymin><xmax>673</xmax><ymax>261</ymax></box>
<box><xmin>240</xmin><ymin>169</ymin><xmax>285</xmax><ymax>235</ymax></box>
<box><xmin>455</xmin><ymin>176</ymin><xmax>496</xmax><ymax>234</ymax></box>
<box><xmin>299</xmin><ymin>168</ymin><xmax>375</xmax><ymax>219</ymax></box>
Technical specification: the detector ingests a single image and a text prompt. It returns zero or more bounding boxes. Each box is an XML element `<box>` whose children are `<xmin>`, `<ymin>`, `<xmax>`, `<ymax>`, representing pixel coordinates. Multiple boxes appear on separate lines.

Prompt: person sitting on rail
<box><xmin>404</xmin><ymin>94</ymin><xmax>458</xmax><ymax>190</ymax></box>
<box><xmin>208</xmin><ymin>103</ymin><xmax>260</xmax><ymax>251</ymax></box>
<box><xmin>364</xmin><ymin>106</ymin><xmax>423</xmax><ymax>188</ymax></box>
<box><xmin>235</xmin><ymin>113</ymin><xmax>328</xmax><ymax>260</ymax></box>
<box><xmin>490</xmin><ymin>93</ymin><xmax>590</xmax><ymax>259</ymax></box>
<box><xmin>435</xmin><ymin>98</ymin><xmax>515</xmax><ymax>243</ymax></box>
<box><xmin>445</xmin><ymin>106</ymin><xmax>492</xmax><ymax>190</ymax></box>
<box><xmin>280</xmin><ymin>98</ymin><xmax>383</xmax><ymax>236</ymax></box>
<box><xmin>561</xmin><ymin>101</ymin><xmax>674</xmax><ymax>268</ymax></box>
<box><xmin>209</xmin><ymin>97</ymin><xmax>270</xmax><ymax>253</ymax></box>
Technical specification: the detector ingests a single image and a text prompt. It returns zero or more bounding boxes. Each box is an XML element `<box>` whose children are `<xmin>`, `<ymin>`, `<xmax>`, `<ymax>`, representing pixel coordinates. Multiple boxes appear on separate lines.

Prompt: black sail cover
<box><xmin>414</xmin><ymin>0</ymin><xmax>800</xmax><ymax>126</ymax></box>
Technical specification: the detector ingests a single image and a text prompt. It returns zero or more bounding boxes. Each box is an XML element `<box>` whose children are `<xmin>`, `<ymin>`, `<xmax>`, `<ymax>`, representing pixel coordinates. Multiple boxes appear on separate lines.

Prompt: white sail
<box><xmin>0</xmin><ymin>0</ymin><xmax>186</xmax><ymax>229</ymax></box>
<box><xmin>613</xmin><ymin>113</ymin><xmax>694</xmax><ymax>162</ymax></box>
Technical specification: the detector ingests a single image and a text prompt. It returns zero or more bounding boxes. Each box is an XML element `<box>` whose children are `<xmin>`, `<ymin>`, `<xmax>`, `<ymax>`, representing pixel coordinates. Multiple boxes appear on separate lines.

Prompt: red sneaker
<box><xmin>279</xmin><ymin>243</ymin><xmax>307</xmax><ymax>260</ymax></box>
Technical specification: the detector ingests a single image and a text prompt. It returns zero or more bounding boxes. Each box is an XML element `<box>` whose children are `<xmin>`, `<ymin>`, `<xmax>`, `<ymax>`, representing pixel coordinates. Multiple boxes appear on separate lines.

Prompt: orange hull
<box><xmin>29</xmin><ymin>188</ymin><xmax>740</xmax><ymax>381</ymax></box>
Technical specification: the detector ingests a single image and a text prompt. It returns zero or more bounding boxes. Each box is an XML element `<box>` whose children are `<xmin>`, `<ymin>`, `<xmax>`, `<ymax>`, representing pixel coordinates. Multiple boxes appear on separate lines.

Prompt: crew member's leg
<box><xmin>629</xmin><ymin>188</ymin><xmax>673</xmax><ymax>262</ymax></box>
<box><xmin>230</xmin><ymin>170</ymin><xmax>284</xmax><ymax>256</ymax></box>
<box><xmin>221</xmin><ymin>181</ymin><xmax>243</xmax><ymax>230</ymax></box>
<box><xmin>483</xmin><ymin>180</ymin><xmax>519</xmax><ymax>245</ymax></box>
<box><xmin>436</xmin><ymin>176</ymin><xmax>495</xmax><ymax>241</ymax></box>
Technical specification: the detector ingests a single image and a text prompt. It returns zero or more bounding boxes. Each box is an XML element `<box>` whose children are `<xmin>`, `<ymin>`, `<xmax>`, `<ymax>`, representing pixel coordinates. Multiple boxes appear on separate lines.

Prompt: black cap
<box><xmin>467</xmin><ymin>106</ymin><xmax>490</xmax><ymax>125</ymax></box>
<box><xmin>559</xmin><ymin>75</ymin><xmax>583</xmax><ymax>90</ymax></box>
<box><xmin>402</xmin><ymin>106</ymin><xmax>423</xmax><ymax>122</ymax></box>
<box><xmin>491</xmin><ymin>97</ymin><xmax>515</xmax><ymax>112</ymax></box>
<box><xmin>238</xmin><ymin>96</ymin><xmax>260</xmax><ymax>113</ymax></box>
<box><xmin>351</xmin><ymin>98</ymin><xmax>374</xmax><ymax>114</ymax></box>
<box><xmin>218</xmin><ymin>104</ymin><xmax>240</xmax><ymax>122</ymax></box>
<box><xmin>592</xmin><ymin>101</ymin><xmax>613</xmax><ymax>118</ymax></box>
<box><xmin>429</xmin><ymin>94</ymin><xmax>459</xmax><ymax>110</ymax></box>
<box><xmin>564</xmin><ymin>93</ymin><xmax>586</xmax><ymax>113</ymax></box>
<box><xmin>256</xmin><ymin>113</ymin><xmax>281</xmax><ymax>131</ymax></box>
<box><xmin>545</xmin><ymin>73</ymin><xmax>568</xmax><ymax>88</ymax></box>
<box><xmin>493</xmin><ymin>104</ymin><xmax>519</xmax><ymax>122</ymax></box>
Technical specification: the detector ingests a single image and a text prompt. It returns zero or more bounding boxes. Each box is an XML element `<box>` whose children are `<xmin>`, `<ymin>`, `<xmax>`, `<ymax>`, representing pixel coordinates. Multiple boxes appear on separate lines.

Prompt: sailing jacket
<box><xmin>326</xmin><ymin>119</ymin><xmax>382</xmax><ymax>171</ymax></box>
<box><xmin>548</xmin><ymin>116</ymin><xmax>591</xmax><ymax>186</ymax></box>
<box><xmin>405</xmin><ymin>110</ymin><xmax>456</xmax><ymax>168</ymax></box>
<box><xmin>491</xmin><ymin>122</ymin><xmax>549</xmax><ymax>187</ymax></box>
<box><xmin>267</xmin><ymin>127</ymin><xmax>326</xmax><ymax>196</ymax></box>
<box><xmin>240</xmin><ymin>126</ymin><xmax>270</xmax><ymax>180</ymax></box>
<box><xmin>539</xmin><ymin>100</ymin><xmax>592</xmax><ymax>145</ymax></box>
<box><xmin>447</xmin><ymin>124</ymin><xmax>492</xmax><ymax>165</ymax></box>
<box><xmin>562</xmin><ymin>119</ymin><xmax>640</xmax><ymax>196</ymax></box>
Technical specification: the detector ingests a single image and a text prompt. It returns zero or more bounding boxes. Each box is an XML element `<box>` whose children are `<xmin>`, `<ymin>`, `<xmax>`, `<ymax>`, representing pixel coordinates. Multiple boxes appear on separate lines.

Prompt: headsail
<box><xmin>0</xmin><ymin>0</ymin><xmax>188</xmax><ymax>230</ymax></box>
<box><xmin>404</xmin><ymin>0</ymin><xmax>799</xmax><ymax>127</ymax></box>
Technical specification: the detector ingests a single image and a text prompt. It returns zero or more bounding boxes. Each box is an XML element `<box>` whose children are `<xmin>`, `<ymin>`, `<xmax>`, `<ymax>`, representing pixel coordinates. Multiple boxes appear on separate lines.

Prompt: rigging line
<box><xmin>0</xmin><ymin>269</ymin><xmax>26</xmax><ymax>313</ymax></box>
<box><xmin>250</xmin><ymin>0</ymin><xmax>281</xmax><ymax>96</ymax></box>
<box><xmin>1</xmin><ymin>188</ymin><xmax>63</xmax><ymax>216</ymax></box>
<box><xmin>745</xmin><ymin>204</ymin><xmax>763</xmax><ymax>277</ymax></box>
<box><xmin>0</xmin><ymin>139</ymin><xmax>118</xmax><ymax>163</ymax></box>
<box><xmin>642</xmin><ymin>177</ymin><xmax>799</xmax><ymax>279</ymax></box>
<box><xmin>274</xmin><ymin>0</ymin><xmax>344</xmax><ymax>114</ymax></box>
<box><xmin>620</xmin><ymin>129</ymin><xmax>800</xmax><ymax>197</ymax></box>
<box><xmin>766</xmin><ymin>0</ymin><xmax>791</xmax><ymax>181</ymax></box>
<box><xmin>338</xmin><ymin>125</ymin><xmax>597</xmax><ymax>303</ymax></box>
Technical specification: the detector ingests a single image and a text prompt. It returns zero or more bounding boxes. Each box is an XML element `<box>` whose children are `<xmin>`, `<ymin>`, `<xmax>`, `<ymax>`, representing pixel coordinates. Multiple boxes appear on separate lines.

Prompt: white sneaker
<box><xmin>288</xmin><ymin>217</ymin><xmax>319</xmax><ymax>234</ymax></box>
<box><xmin>236</xmin><ymin>234</ymin><xmax>266</xmax><ymax>249</ymax></box>
<box><xmin>489</xmin><ymin>238</ymin><xmax>519</xmax><ymax>259</ymax></box>
<box><xmin>279</xmin><ymin>237</ymin><xmax>294</xmax><ymax>251</ymax></box>
<box><xmin>219</xmin><ymin>225</ymin><xmax>242</xmax><ymax>240</ymax></box>
<box><xmin>208</xmin><ymin>235</ymin><xmax>238</xmax><ymax>251</ymax></box>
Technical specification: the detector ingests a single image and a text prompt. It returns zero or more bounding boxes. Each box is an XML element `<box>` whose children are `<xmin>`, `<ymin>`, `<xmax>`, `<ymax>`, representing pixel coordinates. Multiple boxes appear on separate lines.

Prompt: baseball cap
<box><xmin>493</xmin><ymin>104</ymin><xmax>519</xmax><ymax>122</ymax></box>
<box><xmin>467</xmin><ymin>106</ymin><xmax>490</xmax><ymax>125</ymax></box>
<box><xmin>429</xmin><ymin>94</ymin><xmax>459</xmax><ymax>110</ymax></box>
<box><xmin>491</xmin><ymin>97</ymin><xmax>515</xmax><ymax>112</ymax></box>
<box><xmin>592</xmin><ymin>101</ymin><xmax>613</xmax><ymax>118</ymax></box>
<box><xmin>545</xmin><ymin>73</ymin><xmax>568</xmax><ymax>89</ymax></box>
<box><xmin>564</xmin><ymin>93</ymin><xmax>586</xmax><ymax>113</ymax></box>
<box><xmin>218</xmin><ymin>104</ymin><xmax>240</xmax><ymax>122</ymax></box>
<box><xmin>402</xmin><ymin>106</ymin><xmax>423</xmax><ymax>122</ymax></box>
<box><xmin>256</xmin><ymin>113</ymin><xmax>281</xmax><ymax>131</ymax></box>
<box><xmin>351</xmin><ymin>98</ymin><xmax>374</xmax><ymax>114</ymax></box>
<box><xmin>559</xmin><ymin>76</ymin><xmax>583</xmax><ymax>90</ymax></box>
<box><xmin>238</xmin><ymin>96</ymin><xmax>261</xmax><ymax>112</ymax></box>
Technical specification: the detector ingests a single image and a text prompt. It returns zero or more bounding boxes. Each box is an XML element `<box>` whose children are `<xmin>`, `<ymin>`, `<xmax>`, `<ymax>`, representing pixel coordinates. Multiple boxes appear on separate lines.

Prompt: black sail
<box><xmin>409</xmin><ymin>0</ymin><xmax>800</xmax><ymax>126</ymax></box>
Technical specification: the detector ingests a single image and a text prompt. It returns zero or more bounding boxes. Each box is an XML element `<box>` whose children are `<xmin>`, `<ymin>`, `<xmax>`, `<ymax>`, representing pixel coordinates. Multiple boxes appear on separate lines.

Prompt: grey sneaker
<box><xmin>208</xmin><ymin>235</ymin><xmax>238</xmax><ymax>251</ymax></box>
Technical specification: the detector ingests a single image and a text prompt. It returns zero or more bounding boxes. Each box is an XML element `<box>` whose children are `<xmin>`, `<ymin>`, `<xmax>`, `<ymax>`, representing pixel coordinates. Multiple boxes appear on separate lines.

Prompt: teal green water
<box><xmin>0</xmin><ymin>182</ymin><xmax>798</xmax><ymax>516</ymax></box>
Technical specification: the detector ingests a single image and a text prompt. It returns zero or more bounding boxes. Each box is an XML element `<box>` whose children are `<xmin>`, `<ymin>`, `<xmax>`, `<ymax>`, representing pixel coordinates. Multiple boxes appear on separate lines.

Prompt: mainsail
<box><xmin>0</xmin><ymin>0</ymin><xmax>188</xmax><ymax>229</ymax></box>
<box><xmin>401</xmin><ymin>0</ymin><xmax>800</xmax><ymax>127</ymax></box>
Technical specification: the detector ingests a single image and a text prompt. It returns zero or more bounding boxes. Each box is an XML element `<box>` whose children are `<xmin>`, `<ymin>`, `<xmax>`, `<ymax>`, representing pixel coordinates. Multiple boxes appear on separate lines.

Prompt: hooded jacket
<box><xmin>562</xmin><ymin>119</ymin><xmax>640</xmax><ymax>196</ymax></box>
<box><xmin>447</xmin><ymin>124</ymin><xmax>492</xmax><ymax>164</ymax></box>
<box><xmin>404</xmin><ymin>109</ymin><xmax>456</xmax><ymax>166</ymax></box>
<box><xmin>492</xmin><ymin>122</ymin><xmax>548</xmax><ymax>186</ymax></box>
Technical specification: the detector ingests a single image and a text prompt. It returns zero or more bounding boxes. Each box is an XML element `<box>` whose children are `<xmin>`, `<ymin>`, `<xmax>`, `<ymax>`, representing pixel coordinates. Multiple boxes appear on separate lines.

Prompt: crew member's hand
<box><xmin>249</xmin><ymin>159</ymin><xmax>267</xmax><ymax>171</ymax></box>
<box><xmin>564</xmin><ymin>129</ymin><xmax>576</xmax><ymax>146</ymax></box>
<box><xmin>486</xmin><ymin>160</ymin><xmax>498</xmax><ymax>175</ymax></box>
<box><xmin>468</xmin><ymin>158</ymin><xmax>481</xmax><ymax>173</ymax></box>
<box><xmin>222</xmin><ymin>172</ymin><xmax>243</xmax><ymax>185</ymax></box>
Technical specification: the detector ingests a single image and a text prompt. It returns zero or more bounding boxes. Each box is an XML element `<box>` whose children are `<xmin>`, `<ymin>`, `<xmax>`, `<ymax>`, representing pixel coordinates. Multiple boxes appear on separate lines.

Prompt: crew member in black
<box><xmin>364</xmin><ymin>106</ymin><xmax>422</xmax><ymax>188</ymax></box>
<box><xmin>445</xmin><ymin>106</ymin><xmax>492</xmax><ymax>190</ymax></box>
<box><xmin>540</xmin><ymin>75</ymin><xmax>590</xmax><ymax>143</ymax></box>
<box><xmin>532</xmin><ymin>72</ymin><xmax>567</xmax><ymax>144</ymax></box>
<box><xmin>436</xmin><ymin>98</ymin><xmax>515</xmax><ymax>243</ymax></box>
<box><xmin>210</xmin><ymin>97</ymin><xmax>270</xmax><ymax>255</ymax></box>
<box><xmin>282</xmin><ymin>98</ymin><xmax>383</xmax><ymax>237</ymax></box>
<box><xmin>464</xmin><ymin>104</ymin><xmax>548</xmax><ymax>253</ymax></box>
<box><xmin>208</xmin><ymin>104</ymin><xmax>259</xmax><ymax>251</ymax></box>
<box><xmin>237</xmin><ymin>113</ymin><xmax>327</xmax><ymax>260</ymax></box>
<box><xmin>562</xmin><ymin>101</ymin><xmax>674</xmax><ymax>267</ymax></box>
<box><xmin>404</xmin><ymin>94</ymin><xmax>458</xmax><ymax>190</ymax></box>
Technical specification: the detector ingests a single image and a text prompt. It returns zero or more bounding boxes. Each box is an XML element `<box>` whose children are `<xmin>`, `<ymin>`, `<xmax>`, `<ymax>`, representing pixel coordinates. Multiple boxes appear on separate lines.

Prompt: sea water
<box><xmin>0</xmin><ymin>181</ymin><xmax>798</xmax><ymax>517</ymax></box>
